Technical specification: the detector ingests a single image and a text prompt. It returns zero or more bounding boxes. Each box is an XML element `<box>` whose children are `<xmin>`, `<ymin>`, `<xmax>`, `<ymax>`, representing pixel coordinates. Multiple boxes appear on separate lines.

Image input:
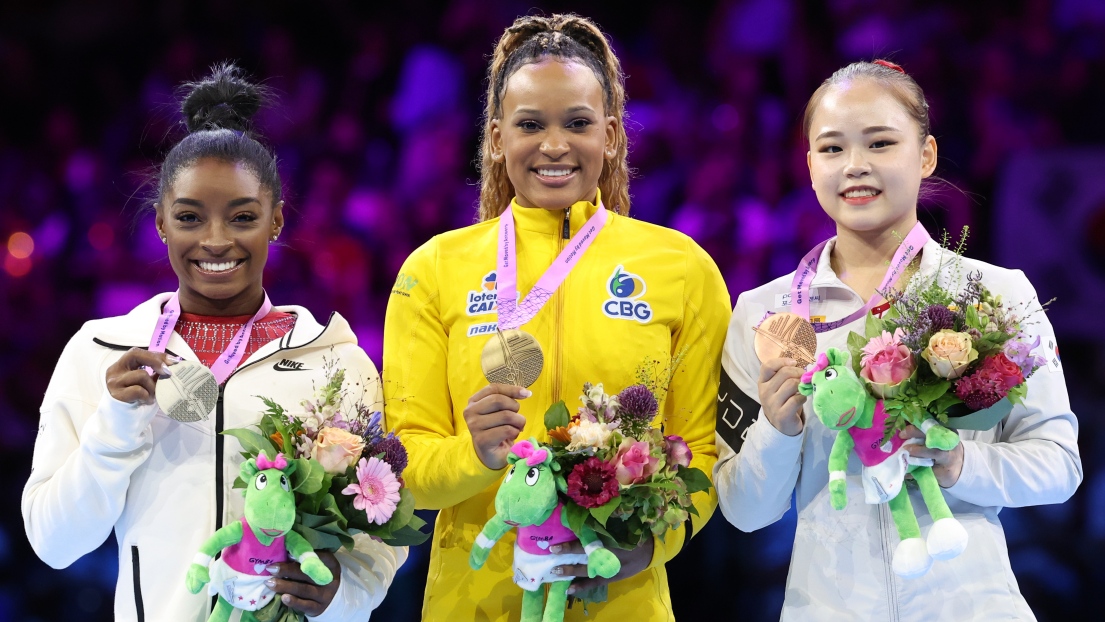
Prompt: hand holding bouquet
<box><xmin>222</xmin><ymin>357</ymin><xmax>428</xmax><ymax>621</ymax></box>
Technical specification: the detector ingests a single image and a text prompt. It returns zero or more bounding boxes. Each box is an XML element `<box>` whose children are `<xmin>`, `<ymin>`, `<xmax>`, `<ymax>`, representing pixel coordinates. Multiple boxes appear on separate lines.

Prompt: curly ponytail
<box><xmin>477</xmin><ymin>14</ymin><xmax>630</xmax><ymax>221</ymax></box>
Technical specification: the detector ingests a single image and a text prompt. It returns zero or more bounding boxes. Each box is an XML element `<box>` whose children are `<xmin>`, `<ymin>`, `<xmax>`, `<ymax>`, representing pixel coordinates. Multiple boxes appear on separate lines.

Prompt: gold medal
<box><xmin>480</xmin><ymin>329</ymin><xmax>545</xmax><ymax>388</ymax></box>
<box><xmin>753</xmin><ymin>312</ymin><xmax>817</xmax><ymax>368</ymax></box>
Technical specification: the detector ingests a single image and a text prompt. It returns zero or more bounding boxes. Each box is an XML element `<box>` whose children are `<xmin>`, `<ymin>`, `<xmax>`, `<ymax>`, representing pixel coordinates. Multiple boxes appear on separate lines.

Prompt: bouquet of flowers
<box><xmin>222</xmin><ymin>357</ymin><xmax>428</xmax><ymax>621</ymax></box>
<box><xmin>542</xmin><ymin>380</ymin><xmax>711</xmax><ymax>558</ymax></box>
<box><xmin>845</xmin><ymin>229</ymin><xmax>1050</xmax><ymax>439</ymax></box>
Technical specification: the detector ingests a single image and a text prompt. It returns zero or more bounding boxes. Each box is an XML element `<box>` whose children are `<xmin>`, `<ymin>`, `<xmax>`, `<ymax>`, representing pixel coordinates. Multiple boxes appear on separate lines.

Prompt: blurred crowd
<box><xmin>1</xmin><ymin>0</ymin><xmax>1102</xmax><ymax>619</ymax></box>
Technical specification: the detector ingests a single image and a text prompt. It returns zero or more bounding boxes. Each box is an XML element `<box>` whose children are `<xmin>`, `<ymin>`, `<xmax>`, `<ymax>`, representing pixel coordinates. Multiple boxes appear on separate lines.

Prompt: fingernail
<box><xmin>553</xmin><ymin>566</ymin><xmax>563</xmax><ymax>575</ymax></box>
<box><xmin>282</xmin><ymin>594</ymin><xmax>291</xmax><ymax>604</ymax></box>
<box><xmin>567</xmin><ymin>586</ymin><xmax>576</xmax><ymax>595</ymax></box>
<box><xmin>266</xmin><ymin>565</ymin><xmax>279</xmax><ymax>575</ymax></box>
<box><xmin>159</xmin><ymin>365</ymin><xmax>173</xmax><ymax>378</ymax></box>
<box><xmin>786</xmin><ymin>359</ymin><xmax>797</xmax><ymax>367</ymax></box>
<box><xmin>167</xmin><ymin>355</ymin><xmax>183</xmax><ymax>364</ymax></box>
<box><xmin>264</xmin><ymin>579</ymin><xmax>275</xmax><ymax>588</ymax></box>
<box><xmin>519</xmin><ymin>389</ymin><xmax>532</xmax><ymax>398</ymax></box>
<box><xmin>550</xmin><ymin>544</ymin><xmax>562</xmax><ymax>553</ymax></box>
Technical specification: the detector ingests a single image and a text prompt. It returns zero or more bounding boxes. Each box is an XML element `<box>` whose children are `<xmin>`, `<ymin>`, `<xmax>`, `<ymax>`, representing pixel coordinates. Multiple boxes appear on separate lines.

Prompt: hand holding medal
<box><xmin>467</xmin><ymin>204</ymin><xmax>609</xmax><ymax>469</ymax></box>
<box><xmin>752</xmin><ymin>223</ymin><xmax>931</xmax><ymax>436</ymax></box>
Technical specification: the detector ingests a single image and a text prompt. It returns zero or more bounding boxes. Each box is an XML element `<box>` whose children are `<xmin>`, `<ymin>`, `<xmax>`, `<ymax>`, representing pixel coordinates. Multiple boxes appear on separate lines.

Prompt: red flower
<box><xmin>566</xmin><ymin>457</ymin><xmax>620</xmax><ymax>508</ymax></box>
<box><xmin>981</xmin><ymin>353</ymin><xmax>1024</xmax><ymax>391</ymax></box>
<box><xmin>954</xmin><ymin>354</ymin><xmax>1023</xmax><ymax>411</ymax></box>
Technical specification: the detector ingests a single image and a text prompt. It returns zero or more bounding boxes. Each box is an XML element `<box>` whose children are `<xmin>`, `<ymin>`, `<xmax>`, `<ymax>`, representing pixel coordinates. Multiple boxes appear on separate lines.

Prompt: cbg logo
<box><xmin>602</xmin><ymin>265</ymin><xmax>652</xmax><ymax>323</ymax></box>
<box><xmin>465</xmin><ymin>271</ymin><xmax>498</xmax><ymax>316</ymax></box>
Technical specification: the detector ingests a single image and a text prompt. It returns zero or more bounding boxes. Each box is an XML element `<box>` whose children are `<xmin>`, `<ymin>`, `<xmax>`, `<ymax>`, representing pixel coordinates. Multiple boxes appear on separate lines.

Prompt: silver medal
<box><xmin>155</xmin><ymin>360</ymin><xmax>219</xmax><ymax>422</ymax></box>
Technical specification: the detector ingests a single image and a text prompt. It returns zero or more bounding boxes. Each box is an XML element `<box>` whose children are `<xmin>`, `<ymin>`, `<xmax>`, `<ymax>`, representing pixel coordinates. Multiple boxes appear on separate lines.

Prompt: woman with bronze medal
<box><xmin>22</xmin><ymin>64</ymin><xmax>405</xmax><ymax>621</ymax></box>
<box><xmin>383</xmin><ymin>14</ymin><xmax>731</xmax><ymax>622</ymax></box>
<box><xmin>713</xmin><ymin>60</ymin><xmax>1081</xmax><ymax>619</ymax></box>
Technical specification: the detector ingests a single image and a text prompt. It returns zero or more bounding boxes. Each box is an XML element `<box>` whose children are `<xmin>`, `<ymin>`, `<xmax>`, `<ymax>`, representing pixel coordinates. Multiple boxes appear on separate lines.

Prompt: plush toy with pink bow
<box><xmin>470</xmin><ymin>439</ymin><xmax>621</xmax><ymax>622</ymax></box>
<box><xmin>185</xmin><ymin>452</ymin><xmax>333</xmax><ymax>622</ymax></box>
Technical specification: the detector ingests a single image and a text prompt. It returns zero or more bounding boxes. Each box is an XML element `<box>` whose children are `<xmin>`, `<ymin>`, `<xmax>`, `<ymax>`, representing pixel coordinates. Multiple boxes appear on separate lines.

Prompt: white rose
<box><xmin>566</xmin><ymin>419</ymin><xmax>613</xmax><ymax>451</ymax></box>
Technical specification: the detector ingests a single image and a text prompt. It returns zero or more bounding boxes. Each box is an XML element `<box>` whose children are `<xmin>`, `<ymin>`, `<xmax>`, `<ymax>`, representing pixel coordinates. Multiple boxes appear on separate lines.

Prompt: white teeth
<box><xmin>537</xmin><ymin>169</ymin><xmax>573</xmax><ymax>177</ymax></box>
<box><xmin>198</xmin><ymin>261</ymin><xmax>239</xmax><ymax>272</ymax></box>
<box><xmin>844</xmin><ymin>188</ymin><xmax>879</xmax><ymax>198</ymax></box>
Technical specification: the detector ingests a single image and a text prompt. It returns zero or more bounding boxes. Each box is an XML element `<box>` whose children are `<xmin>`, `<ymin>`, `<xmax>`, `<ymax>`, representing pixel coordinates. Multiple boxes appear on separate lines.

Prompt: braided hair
<box><xmin>477</xmin><ymin>14</ymin><xmax>629</xmax><ymax>221</ymax></box>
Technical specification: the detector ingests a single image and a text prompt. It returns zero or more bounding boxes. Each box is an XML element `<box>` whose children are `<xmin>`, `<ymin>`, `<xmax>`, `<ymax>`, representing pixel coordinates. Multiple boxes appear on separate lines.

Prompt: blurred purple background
<box><xmin>1</xmin><ymin>0</ymin><xmax>1102</xmax><ymax>619</ymax></box>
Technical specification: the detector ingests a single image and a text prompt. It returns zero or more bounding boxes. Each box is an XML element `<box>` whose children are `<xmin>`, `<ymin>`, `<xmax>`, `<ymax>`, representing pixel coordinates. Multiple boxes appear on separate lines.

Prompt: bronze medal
<box><xmin>753</xmin><ymin>312</ymin><xmax>817</xmax><ymax>368</ymax></box>
<box><xmin>155</xmin><ymin>360</ymin><xmax>219</xmax><ymax>422</ymax></box>
<box><xmin>480</xmin><ymin>329</ymin><xmax>545</xmax><ymax>388</ymax></box>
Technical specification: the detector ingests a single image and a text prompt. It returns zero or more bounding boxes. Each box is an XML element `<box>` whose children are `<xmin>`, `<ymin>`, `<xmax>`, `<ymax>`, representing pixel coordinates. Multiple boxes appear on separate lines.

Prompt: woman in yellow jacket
<box><xmin>384</xmin><ymin>14</ymin><xmax>730</xmax><ymax>621</ymax></box>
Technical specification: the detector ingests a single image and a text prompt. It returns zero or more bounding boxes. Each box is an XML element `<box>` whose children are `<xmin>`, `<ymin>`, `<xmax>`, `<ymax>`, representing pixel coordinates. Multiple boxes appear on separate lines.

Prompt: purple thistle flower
<box><xmin>617</xmin><ymin>385</ymin><xmax>658</xmax><ymax>424</ymax></box>
<box><xmin>924</xmin><ymin>304</ymin><xmax>956</xmax><ymax>331</ymax></box>
<box><xmin>370</xmin><ymin>433</ymin><xmax>408</xmax><ymax>477</ymax></box>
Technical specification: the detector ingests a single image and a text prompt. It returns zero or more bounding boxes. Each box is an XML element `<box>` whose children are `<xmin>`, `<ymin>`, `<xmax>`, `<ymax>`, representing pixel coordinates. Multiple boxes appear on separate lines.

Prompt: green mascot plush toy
<box><xmin>798</xmin><ymin>348</ymin><xmax>969</xmax><ymax>578</ymax></box>
<box><xmin>185</xmin><ymin>452</ymin><xmax>333</xmax><ymax>621</ymax></box>
<box><xmin>470</xmin><ymin>439</ymin><xmax>621</xmax><ymax>622</ymax></box>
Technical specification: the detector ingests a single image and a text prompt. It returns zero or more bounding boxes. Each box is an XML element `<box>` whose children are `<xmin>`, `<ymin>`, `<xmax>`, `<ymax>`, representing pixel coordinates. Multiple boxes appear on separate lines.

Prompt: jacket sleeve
<box><xmin>310</xmin><ymin>534</ymin><xmax>409</xmax><ymax>622</ymax></box>
<box><xmin>713</xmin><ymin>291</ymin><xmax>805</xmax><ymax>532</ymax></box>
<box><xmin>311</xmin><ymin>345</ymin><xmax>407</xmax><ymax>621</ymax></box>
<box><xmin>21</xmin><ymin>329</ymin><xmax>159</xmax><ymax>568</ymax></box>
<box><xmin>944</xmin><ymin>271</ymin><xmax>1082</xmax><ymax>507</ymax></box>
<box><xmin>649</xmin><ymin>240</ymin><xmax>731</xmax><ymax>568</ymax></box>
<box><xmin>383</xmin><ymin>239</ymin><xmax>502</xmax><ymax>511</ymax></box>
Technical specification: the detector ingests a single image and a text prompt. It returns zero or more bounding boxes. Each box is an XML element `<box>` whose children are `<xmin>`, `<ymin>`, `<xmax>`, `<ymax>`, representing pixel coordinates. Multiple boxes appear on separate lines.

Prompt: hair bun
<box><xmin>180</xmin><ymin>62</ymin><xmax>263</xmax><ymax>133</ymax></box>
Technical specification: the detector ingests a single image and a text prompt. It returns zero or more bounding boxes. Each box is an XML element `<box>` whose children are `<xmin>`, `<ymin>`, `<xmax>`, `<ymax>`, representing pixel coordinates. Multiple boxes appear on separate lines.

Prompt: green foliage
<box><xmin>222</xmin><ymin>428</ymin><xmax>277</xmax><ymax>459</ymax></box>
<box><xmin>544</xmin><ymin>401</ymin><xmax>570</xmax><ymax>431</ymax></box>
<box><xmin>676</xmin><ymin>466</ymin><xmax>712</xmax><ymax>494</ymax></box>
<box><xmin>589</xmin><ymin>496</ymin><xmax>621</xmax><ymax>527</ymax></box>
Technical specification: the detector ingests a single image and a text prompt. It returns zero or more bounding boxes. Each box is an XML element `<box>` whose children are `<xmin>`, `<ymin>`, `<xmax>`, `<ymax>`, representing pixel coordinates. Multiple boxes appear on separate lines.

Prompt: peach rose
<box><xmin>311</xmin><ymin>426</ymin><xmax>366</xmax><ymax>474</ymax></box>
<box><xmin>921</xmin><ymin>330</ymin><xmax>978</xmax><ymax>379</ymax></box>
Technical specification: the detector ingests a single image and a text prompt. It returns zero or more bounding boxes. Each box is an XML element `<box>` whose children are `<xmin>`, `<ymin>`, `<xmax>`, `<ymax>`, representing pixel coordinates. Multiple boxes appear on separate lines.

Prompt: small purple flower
<box><xmin>370</xmin><ymin>433</ymin><xmax>408</xmax><ymax>477</ymax></box>
<box><xmin>617</xmin><ymin>385</ymin><xmax>658</xmax><ymax>424</ymax></box>
<box><xmin>1003</xmin><ymin>334</ymin><xmax>1043</xmax><ymax>376</ymax></box>
<box><xmin>924</xmin><ymin>304</ymin><xmax>956</xmax><ymax>331</ymax></box>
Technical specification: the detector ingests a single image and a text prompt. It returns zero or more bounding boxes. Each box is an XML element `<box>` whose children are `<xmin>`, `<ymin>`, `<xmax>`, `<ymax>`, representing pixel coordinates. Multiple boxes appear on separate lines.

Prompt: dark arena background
<box><xmin>1</xmin><ymin>0</ymin><xmax>1101</xmax><ymax>619</ymax></box>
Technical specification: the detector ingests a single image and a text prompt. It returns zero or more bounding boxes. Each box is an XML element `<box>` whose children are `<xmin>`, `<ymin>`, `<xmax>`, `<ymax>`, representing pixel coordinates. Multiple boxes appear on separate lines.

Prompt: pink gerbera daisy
<box><xmin>342</xmin><ymin>457</ymin><xmax>401</xmax><ymax>525</ymax></box>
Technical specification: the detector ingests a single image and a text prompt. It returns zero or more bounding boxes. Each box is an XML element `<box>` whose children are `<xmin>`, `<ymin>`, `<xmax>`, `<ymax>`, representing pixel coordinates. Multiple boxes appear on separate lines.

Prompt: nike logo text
<box><xmin>273</xmin><ymin>359</ymin><xmax>307</xmax><ymax>372</ymax></box>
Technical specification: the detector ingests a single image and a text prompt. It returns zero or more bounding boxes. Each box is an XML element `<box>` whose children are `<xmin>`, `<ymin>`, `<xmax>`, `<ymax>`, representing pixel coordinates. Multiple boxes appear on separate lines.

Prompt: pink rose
<box><xmin>613</xmin><ymin>440</ymin><xmax>660</xmax><ymax>486</ymax></box>
<box><xmin>860</xmin><ymin>329</ymin><xmax>916</xmax><ymax>397</ymax></box>
<box><xmin>664</xmin><ymin>435</ymin><xmax>692</xmax><ymax>469</ymax></box>
<box><xmin>311</xmin><ymin>426</ymin><xmax>366</xmax><ymax>474</ymax></box>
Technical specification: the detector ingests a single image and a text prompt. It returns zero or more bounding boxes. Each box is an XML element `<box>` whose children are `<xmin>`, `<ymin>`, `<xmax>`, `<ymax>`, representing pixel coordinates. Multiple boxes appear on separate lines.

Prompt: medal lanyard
<box><xmin>150</xmin><ymin>291</ymin><xmax>273</xmax><ymax>384</ymax></box>
<box><xmin>496</xmin><ymin>204</ymin><xmax>608</xmax><ymax>330</ymax></box>
<box><xmin>791</xmin><ymin>222</ymin><xmax>930</xmax><ymax>333</ymax></box>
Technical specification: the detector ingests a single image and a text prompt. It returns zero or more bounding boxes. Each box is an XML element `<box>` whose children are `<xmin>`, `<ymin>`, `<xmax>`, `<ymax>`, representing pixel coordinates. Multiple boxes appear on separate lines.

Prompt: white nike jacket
<box><xmin>22</xmin><ymin>293</ymin><xmax>407</xmax><ymax>622</ymax></box>
<box><xmin>714</xmin><ymin>238</ymin><xmax>1081</xmax><ymax>621</ymax></box>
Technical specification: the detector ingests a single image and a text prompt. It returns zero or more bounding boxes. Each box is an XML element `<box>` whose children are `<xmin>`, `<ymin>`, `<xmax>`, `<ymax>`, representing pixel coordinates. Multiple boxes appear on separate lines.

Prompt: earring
<box><xmin>159</xmin><ymin>234</ymin><xmax>167</xmax><ymax>244</ymax></box>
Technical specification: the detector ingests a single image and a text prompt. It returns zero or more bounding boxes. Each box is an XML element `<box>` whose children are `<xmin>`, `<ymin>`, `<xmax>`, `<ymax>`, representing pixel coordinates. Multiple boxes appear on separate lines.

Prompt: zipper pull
<box><xmin>562</xmin><ymin>207</ymin><xmax>571</xmax><ymax>239</ymax></box>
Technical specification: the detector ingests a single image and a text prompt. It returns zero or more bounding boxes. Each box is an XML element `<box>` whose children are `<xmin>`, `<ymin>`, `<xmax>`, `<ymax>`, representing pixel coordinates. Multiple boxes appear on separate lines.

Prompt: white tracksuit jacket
<box><xmin>714</xmin><ymin>238</ymin><xmax>1081</xmax><ymax>621</ymax></box>
<box><xmin>22</xmin><ymin>293</ymin><xmax>407</xmax><ymax>621</ymax></box>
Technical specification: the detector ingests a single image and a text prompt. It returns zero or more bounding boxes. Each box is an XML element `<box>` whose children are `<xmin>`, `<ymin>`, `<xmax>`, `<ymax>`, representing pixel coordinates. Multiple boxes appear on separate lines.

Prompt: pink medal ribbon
<box><xmin>790</xmin><ymin>222</ymin><xmax>930</xmax><ymax>333</ymax></box>
<box><xmin>149</xmin><ymin>291</ymin><xmax>274</xmax><ymax>384</ymax></box>
<box><xmin>495</xmin><ymin>204</ymin><xmax>608</xmax><ymax>330</ymax></box>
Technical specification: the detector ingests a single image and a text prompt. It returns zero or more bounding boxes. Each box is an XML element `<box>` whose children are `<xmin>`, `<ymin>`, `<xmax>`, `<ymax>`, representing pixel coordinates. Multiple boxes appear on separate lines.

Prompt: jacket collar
<box><xmin>92</xmin><ymin>293</ymin><xmax>354</xmax><ymax>366</ymax></box>
<box><xmin>507</xmin><ymin>189</ymin><xmax>606</xmax><ymax>236</ymax></box>
<box><xmin>807</xmin><ymin>236</ymin><xmax>944</xmax><ymax>291</ymax></box>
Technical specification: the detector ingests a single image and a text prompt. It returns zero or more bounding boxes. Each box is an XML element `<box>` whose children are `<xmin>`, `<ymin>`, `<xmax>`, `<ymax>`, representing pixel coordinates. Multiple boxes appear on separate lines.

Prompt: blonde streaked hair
<box><xmin>477</xmin><ymin>14</ymin><xmax>630</xmax><ymax>222</ymax></box>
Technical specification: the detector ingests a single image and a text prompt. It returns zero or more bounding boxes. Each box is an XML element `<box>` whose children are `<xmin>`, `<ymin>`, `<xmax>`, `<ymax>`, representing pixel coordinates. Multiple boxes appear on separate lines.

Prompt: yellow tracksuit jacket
<box><xmin>383</xmin><ymin>196</ymin><xmax>731</xmax><ymax>621</ymax></box>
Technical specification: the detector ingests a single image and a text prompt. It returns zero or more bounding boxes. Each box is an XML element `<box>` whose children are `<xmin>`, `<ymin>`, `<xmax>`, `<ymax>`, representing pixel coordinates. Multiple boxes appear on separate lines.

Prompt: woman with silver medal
<box><xmin>22</xmin><ymin>64</ymin><xmax>405</xmax><ymax>622</ymax></box>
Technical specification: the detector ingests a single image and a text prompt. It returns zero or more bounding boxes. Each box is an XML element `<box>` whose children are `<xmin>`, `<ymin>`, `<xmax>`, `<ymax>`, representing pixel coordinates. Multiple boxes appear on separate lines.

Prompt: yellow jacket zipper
<box><xmin>551</xmin><ymin>208</ymin><xmax>569</xmax><ymax>406</ymax></box>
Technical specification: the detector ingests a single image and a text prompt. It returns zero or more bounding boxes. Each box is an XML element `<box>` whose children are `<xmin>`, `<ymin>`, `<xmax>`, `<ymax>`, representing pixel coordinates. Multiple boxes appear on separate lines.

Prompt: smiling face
<box><xmin>806</xmin><ymin>365</ymin><xmax>872</xmax><ymax>431</ymax></box>
<box><xmin>243</xmin><ymin>467</ymin><xmax>296</xmax><ymax>545</ymax></box>
<box><xmin>495</xmin><ymin>459</ymin><xmax>559</xmax><ymax>526</ymax></box>
<box><xmin>490</xmin><ymin>60</ymin><xmax>617</xmax><ymax>210</ymax></box>
<box><xmin>806</xmin><ymin>78</ymin><xmax>937</xmax><ymax>237</ymax></box>
<box><xmin>155</xmin><ymin>158</ymin><xmax>283</xmax><ymax>316</ymax></box>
